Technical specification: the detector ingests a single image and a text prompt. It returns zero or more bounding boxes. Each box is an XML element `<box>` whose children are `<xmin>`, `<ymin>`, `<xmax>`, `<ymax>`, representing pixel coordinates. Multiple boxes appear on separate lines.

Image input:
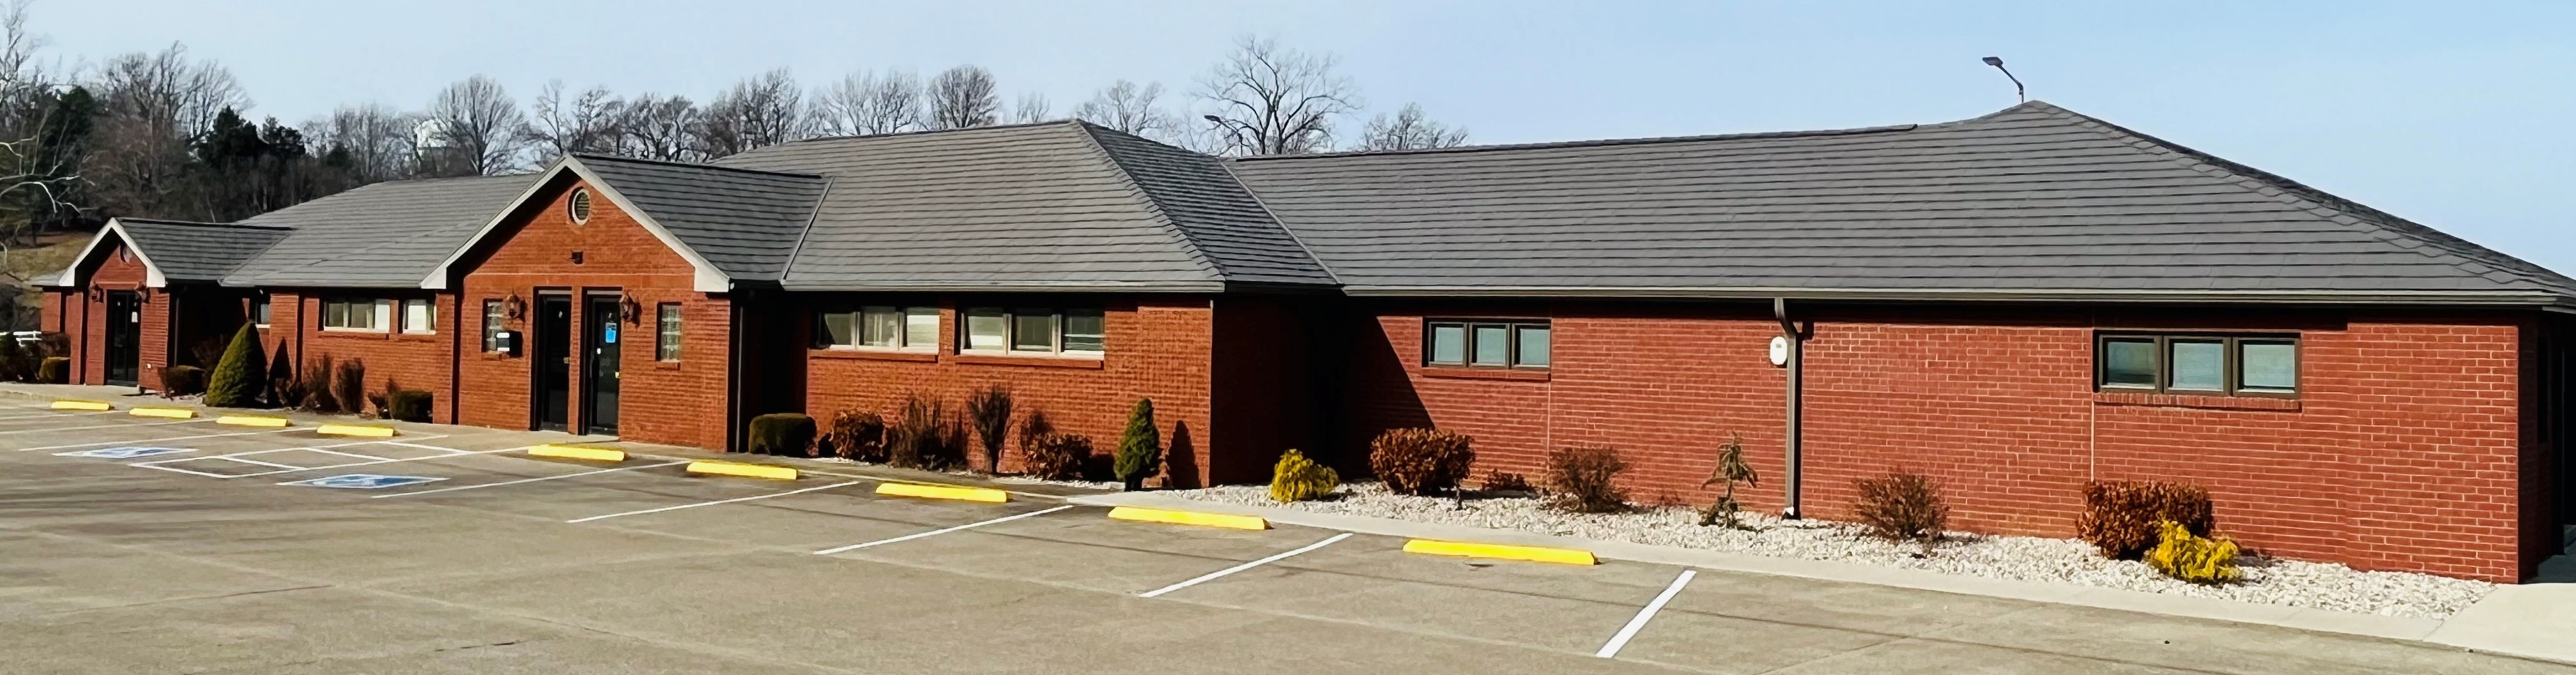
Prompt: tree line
<box><xmin>0</xmin><ymin>1</ymin><xmax>1467</xmax><ymax>254</ymax></box>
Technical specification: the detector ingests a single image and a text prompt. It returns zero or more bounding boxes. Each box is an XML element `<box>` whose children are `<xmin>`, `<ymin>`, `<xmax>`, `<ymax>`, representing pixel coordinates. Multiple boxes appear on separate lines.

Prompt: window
<box><xmin>2094</xmin><ymin>333</ymin><xmax>2298</xmax><ymax>397</ymax></box>
<box><xmin>481</xmin><ymin>300</ymin><xmax>505</xmax><ymax>352</ymax></box>
<box><xmin>402</xmin><ymin>299</ymin><xmax>436</xmax><ymax>334</ymax></box>
<box><xmin>1425</xmin><ymin>319</ymin><xmax>1550</xmax><ymax>368</ymax></box>
<box><xmin>656</xmin><ymin>303</ymin><xmax>682</xmax><ymax>361</ymax></box>
<box><xmin>817</xmin><ymin>305</ymin><xmax>938</xmax><ymax>351</ymax></box>
<box><xmin>963</xmin><ymin>307</ymin><xmax>1103</xmax><ymax>356</ymax></box>
<box><xmin>321</xmin><ymin>298</ymin><xmax>390</xmax><ymax>331</ymax></box>
<box><xmin>568</xmin><ymin>188</ymin><xmax>593</xmax><ymax>224</ymax></box>
<box><xmin>252</xmin><ymin>294</ymin><xmax>271</xmax><ymax>327</ymax></box>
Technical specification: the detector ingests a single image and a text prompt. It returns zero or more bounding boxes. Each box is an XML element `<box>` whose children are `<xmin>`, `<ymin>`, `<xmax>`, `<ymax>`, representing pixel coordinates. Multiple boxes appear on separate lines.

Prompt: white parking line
<box><xmin>1138</xmin><ymin>532</ymin><xmax>1354</xmax><ymax>598</ymax></box>
<box><xmin>566</xmin><ymin>480</ymin><xmax>866</xmax><ymax>524</ymax></box>
<box><xmin>128</xmin><ymin>440</ymin><xmax>507</xmax><ymax>478</ymax></box>
<box><xmin>0</xmin><ymin>409</ymin><xmax>116</xmax><ymax>422</ymax></box>
<box><xmin>208</xmin><ymin>456</ymin><xmax>310</xmax><ymax>470</ymax></box>
<box><xmin>2</xmin><ymin>419</ymin><xmax>211</xmax><ymax>441</ymax></box>
<box><xmin>302</xmin><ymin>447</ymin><xmax>397</xmax><ymax>462</ymax></box>
<box><xmin>1595</xmin><ymin>569</ymin><xmax>1696</xmax><ymax>658</ymax></box>
<box><xmin>812</xmin><ymin>504</ymin><xmax>1078</xmax><ymax>555</ymax></box>
<box><xmin>372</xmin><ymin>460</ymin><xmax>690</xmax><ymax>498</ymax></box>
<box><xmin>15</xmin><ymin>425</ymin><xmax>305</xmax><ymax>451</ymax></box>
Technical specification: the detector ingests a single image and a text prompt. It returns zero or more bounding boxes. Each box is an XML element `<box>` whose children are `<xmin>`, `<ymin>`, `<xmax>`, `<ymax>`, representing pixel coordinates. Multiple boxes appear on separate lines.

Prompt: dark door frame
<box><xmin>530</xmin><ymin>292</ymin><xmax>572</xmax><ymax>432</ymax></box>
<box><xmin>579</xmin><ymin>290</ymin><xmax>621</xmax><ymax>436</ymax></box>
<box><xmin>104</xmin><ymin>290</ymin><xmax>141</xmax><ymax>387</ymax></box>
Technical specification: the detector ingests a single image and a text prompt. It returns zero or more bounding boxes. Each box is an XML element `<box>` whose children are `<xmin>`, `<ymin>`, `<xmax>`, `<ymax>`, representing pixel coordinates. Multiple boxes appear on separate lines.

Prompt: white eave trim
<box><xmin>52</xmin><ymin>219</ymin><xmax>169</xmax><ymax>289</ymax></box>
<box><xmin>420</xmin><ymin>157</ymin><xmax>733</xmax><ymax>293</ymax></box>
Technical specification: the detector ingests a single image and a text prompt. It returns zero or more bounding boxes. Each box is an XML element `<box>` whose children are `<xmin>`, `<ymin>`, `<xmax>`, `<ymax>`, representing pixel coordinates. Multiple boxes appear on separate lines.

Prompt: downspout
<box><xmin>1774</xmin><ymin>298</ymin><xmax>1803</xmax><ymax>519</ymax></box>
<box><xmin>723</xmin><ymin>289</ymin><xmax>746</xmax><ymax>453</ymax></box>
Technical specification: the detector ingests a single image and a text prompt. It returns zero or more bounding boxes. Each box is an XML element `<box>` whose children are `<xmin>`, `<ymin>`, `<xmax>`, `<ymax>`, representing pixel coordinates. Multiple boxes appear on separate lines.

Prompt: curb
<box><xmin>531</xmin><ymin>444</ymin><xmax>627</xmax><ymax>462</ymax></box>
<box><xmin>877</xmin><ymin>482</ymin><xmax>1009</xmax><ymax>503</ymax></box>
<box><xmin>1106</xmin><ymin>506</ymin><xmax>1269</xmax><ymax>530</ymax></box>
<box><xmin>316</xmin><ymin>423</ymin><xmax>396</xmax><ymax>437</ymax></box>
<box><xmin>686</xmin><ymin>460</ymin><xmax>799</xmax><ymax>480</ymax></box>
<box><xmin>51</xmin><ymin>400</ymin><xmax>111</xmax><ymax>411</ymax></box>
<box><xmin>1402</xmin><ymin>538</ymin><xmax>1597</xmax><ymax>565</ymax></box>
<box><xmin>217</xmin><ymin>415</ymin><xmax>291</xmax><ymax>427</ymax></box>
<box><xmin>130</xmin><ymin>407</ymin><xmax>196</xmax><ymax>419</ymax></box>
<box><xmin>1065</xmin><ymin>492</ymin><xmax>2503</xmax><ymax>653</ymax></box>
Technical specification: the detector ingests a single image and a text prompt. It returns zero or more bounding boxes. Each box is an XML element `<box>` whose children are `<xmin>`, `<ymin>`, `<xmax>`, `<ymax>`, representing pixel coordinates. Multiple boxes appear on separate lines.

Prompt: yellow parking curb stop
<box><xmin>316</xmin><ymin>423</ymin><xmax>397</xmax><ymax>437</ymax></box>
<box><xmin>217</xmin><ymin>415</ymin><xmax>291</xmax><ymax>427</ymax></box>
<box><xmin>685</xmin><ymin>460</ymin><xmax>798</xmax><ymax>480</ymax></box>
<box><xmin>1107</xmin><ymin>506</ymin><xmax>1269</xmax><ymax>530</ymax></box>
<box><xmin>1402</xmin><ymin>539</ymin><xmax>1598</xmax><ymax>565</ymax></box>
<box><xmin>875</xmin><ymin>482</ymin><xmax>1009</xmax><ymax>503</ymax></box>
<box><xmin>531</xmin><ymin>444</ymin><xmax>627</xmax><ymax>462</ymax></box>
<box><xmin>51</xmin><ymin>400</ymin><xmax>111</xmax><ymax>411</ymax></box>
<box><xmin>130</xmin><ymin>407</ymin><xmax>197</xmax><ymax>418</ymax></box>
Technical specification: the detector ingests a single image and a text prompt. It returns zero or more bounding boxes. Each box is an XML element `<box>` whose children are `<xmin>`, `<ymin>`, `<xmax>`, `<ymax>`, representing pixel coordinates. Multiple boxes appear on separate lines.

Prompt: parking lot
<box><xmin>1</xmin><ymin>399</ymin><xmax>2564</xmax><ymax>674</ymax></box>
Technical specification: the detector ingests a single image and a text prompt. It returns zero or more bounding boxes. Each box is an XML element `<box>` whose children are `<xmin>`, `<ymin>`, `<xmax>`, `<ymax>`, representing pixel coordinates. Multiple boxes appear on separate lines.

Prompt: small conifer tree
<box><xmin>203</xmin><ymin>322</ymin><xmax>267</xmax><ymax>407</ymax></box>
<box><xmin>1113</xmin><ymin>398</ymin><xmax>1162</xmax><ymax>490</ymax></box>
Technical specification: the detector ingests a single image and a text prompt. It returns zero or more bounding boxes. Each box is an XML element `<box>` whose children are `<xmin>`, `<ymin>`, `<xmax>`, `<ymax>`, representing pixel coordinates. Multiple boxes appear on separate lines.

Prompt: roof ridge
<box><xmin>572</xmin><ymin>152</ymin><xmax>824</xmax><ymax>179</ymax></box>
<box><xmin>728</xmin><ymin>119</ymin><xmax>1085</xmax><ymax>160</ymax></box>
<box><xmin>1227</xmin><ymin>123</ymin><xmax>1921</xmax><ymax>163</ymax></box>
<box><xmin>1070</xmin><ymin>123</ymin><xmax>1226</xmax><ymax>282</ymax></box>
<box><xmin>2025</xmin><ymin>101</ymin><xmax>2576</xmax><ymax>294</ymax></box>
<box><xmin>116</xmin><ymin>218</ymin><xmax>294</xmax><ymax>231</ymax></box>
<box><xmin>776</xmin><ymin>176</ymin><xmax>834</xmax><ymax>285</ymax></box>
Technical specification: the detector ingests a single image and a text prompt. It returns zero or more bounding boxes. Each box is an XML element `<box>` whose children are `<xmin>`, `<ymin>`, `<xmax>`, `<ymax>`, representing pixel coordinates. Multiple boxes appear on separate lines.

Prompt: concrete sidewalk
<box><xmin>1071</xmin><ymin>490</ymin><xmax>2576</xmax><ymax>665</ymax></box>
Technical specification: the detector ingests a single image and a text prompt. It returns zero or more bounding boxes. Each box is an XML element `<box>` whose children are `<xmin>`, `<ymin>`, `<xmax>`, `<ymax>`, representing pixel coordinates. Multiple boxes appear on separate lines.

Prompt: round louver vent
<box><xmin>568</xmin><ymin>188</ymin><xmax>593</xmax><ymax>224</ymax></box>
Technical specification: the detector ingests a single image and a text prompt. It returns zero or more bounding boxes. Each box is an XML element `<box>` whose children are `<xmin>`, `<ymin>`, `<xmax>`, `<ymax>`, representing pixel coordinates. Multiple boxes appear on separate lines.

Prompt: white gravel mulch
<box><xmin>1165</xmin><ymin>482</ymin><xmax>2494</xmax><ymax>619</ymax></box>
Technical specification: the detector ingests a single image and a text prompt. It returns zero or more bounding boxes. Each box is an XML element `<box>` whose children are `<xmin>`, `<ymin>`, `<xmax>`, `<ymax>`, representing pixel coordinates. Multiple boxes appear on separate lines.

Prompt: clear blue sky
<box><xmin>36</xmin><ymin>1</ymin><xmax>2576</xmax><ymax>272</ymax></box>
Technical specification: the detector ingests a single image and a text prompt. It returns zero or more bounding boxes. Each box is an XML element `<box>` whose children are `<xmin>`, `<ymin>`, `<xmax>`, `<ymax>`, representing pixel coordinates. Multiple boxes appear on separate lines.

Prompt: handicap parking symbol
<box><xmin>280</xmin><ymin>474</ymin><xmax>448</xmax><ymax>489</ymax></box>
<box><xmin>55</xmin><ymin>446</ymin><xmax>195</xmax><ymax>459</ymax></box>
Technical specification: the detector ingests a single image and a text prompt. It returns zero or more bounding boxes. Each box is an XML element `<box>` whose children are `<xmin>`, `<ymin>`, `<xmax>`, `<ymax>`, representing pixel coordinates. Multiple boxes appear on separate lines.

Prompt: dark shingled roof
<box><xmin>571</xmin><ymin>155</ymin><xmax>827</xmax><ymax>281</ymax></box>
<box><xmin>225</xmin><ymin>174</ymin><xmax>535</xmax><ymax>288</ymax></box>
<box><xmin>1223</xmin><ymin>100</ymin><xmax>2576</xmax><ymax>303</ymax></box>
<box><xmin>80</xmin><ymin>219</ymin><xmax>290</xmax><ymax>284</ymax></box>
<box><xmin>710</xmin><ymin>121</ymin><xmax>1333</xmax><ymax>292</ymax></box>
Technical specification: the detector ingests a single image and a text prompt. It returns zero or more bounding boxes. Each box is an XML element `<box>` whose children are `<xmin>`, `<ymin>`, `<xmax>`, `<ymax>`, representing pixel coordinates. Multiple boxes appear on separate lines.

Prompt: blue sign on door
<box><xmin>603</xmin><ymin>326</ymin><xmax>618</xmax><ymax>343</ymax></box>
<box><xmin>280</xmin><ymin>474</ymin><xmax>447</xmax><ymax>489</ymax></box>
<box><xmin>56</xmin><ymin>446</ymin><xmax>194</xmax><ymax>459</ymax></box>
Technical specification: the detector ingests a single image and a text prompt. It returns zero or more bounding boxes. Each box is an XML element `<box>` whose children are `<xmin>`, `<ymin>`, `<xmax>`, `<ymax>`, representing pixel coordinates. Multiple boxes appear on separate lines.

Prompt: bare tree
<box><xmin>924</xmin><ymin>65</ymin><xmax>999</xmax><ymax>130</ymax></box>
<box><xmin>420</xmin><ymin>75</ymin><xmax>525</xmax><ymax>176</ymax></box>
<box><xmin>696</xmin><ymin>68</ymin><xmax>806</xmax><ymax>158</ymax></box>
<box><xmin>302</xmin><ymin>103</ymin><xmax>417</xmax><ymax>183</ymax></box>
<box><xmin>811</xmin><ymin>68</ymin><xmax>921</xmax><ymax>137</ymax></box>
<box><xmin>0</xmin><ymin>0</ymin><xmax>77</xmax><ymax>281</ymax></box>
<box><xmin>1073</xmin><ymin>80</ymin><xmax>1177</xmax><ymax>139</ymax></box>
<box><xmin>85</xmin><ymin>42</ymin><xmax>247</xmax><ymax>216</ymax></box>
<box><xmin>1355</xmin><ymin>103</ymin><xmax>1468</xmax><ymax>151</ymax></box>
<box><xmin>1009</xmin><ymin>92</ymin><xmax>1050</xmax><ymax>125</ymax></box>
<box><xmin>616</xmin><ymin>93</ymin><xmax>700</xmax><ymax>162</ymax></box>
<box><xmin>1195</xmin><ymin>34</ymin><xmax>1360</xmax><ymax>156</ymax></box>
<box><xmin>520</xmin><ymin>80</ymin><xmax>622</xmax><ymax>164</ymax></box>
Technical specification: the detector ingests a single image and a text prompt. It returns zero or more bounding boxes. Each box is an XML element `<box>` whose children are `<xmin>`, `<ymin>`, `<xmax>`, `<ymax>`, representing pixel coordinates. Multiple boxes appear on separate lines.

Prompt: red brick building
<box><xmin>38</xmin><ymin>101</ymin><xmax>2575</xmax><ymax>582</ymax></box>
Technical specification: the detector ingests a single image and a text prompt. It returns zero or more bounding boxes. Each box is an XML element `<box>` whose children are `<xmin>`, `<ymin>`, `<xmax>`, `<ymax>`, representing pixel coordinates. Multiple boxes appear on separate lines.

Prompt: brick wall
<box><xmin>57</xmin><ymin>237</ymin><xmax>165</xmax><ymax>388</ymax></box>
<box><xmin>795</xmin><ymin>294</ymin><xmax>1218</xmax><ymax>486</ymax></box>
<box><xmin>268</xmin><ymin>290</ymin><xmax>461</xmax><ymax>422</ymax></box>
<box><xmin>1344</xmin><ymin>300</ymin><xmax>2550</xmax><ymax>582</ymax></box>
<box><xmin>454</xmin><ymin>177</ymin><xmax>730</xmax><ymax>450</ymax></box>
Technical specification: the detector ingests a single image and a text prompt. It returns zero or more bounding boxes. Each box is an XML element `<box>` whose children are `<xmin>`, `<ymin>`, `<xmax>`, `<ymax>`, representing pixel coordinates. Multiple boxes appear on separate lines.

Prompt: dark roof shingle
<box><xmin>108</xmin><ymin>219</ymin><xmax>290</xmax><ymax>283</ymax></box>
<box><xmin>572</xmin><ymin>155</ymin><xmax>827</xmax><ymax>281</ymax></box>
<box><xmin>225</xmin><ymin>174</ymin><xmax>535</xmax><ymax>288</ymax></box>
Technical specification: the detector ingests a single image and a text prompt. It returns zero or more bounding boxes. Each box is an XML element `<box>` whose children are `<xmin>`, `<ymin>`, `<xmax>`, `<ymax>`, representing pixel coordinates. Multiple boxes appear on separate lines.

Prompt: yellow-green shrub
<box><xmin>1269</xmin><ymin>449</ymin><xmax>1339</xmax><ymax>503</ymax></box>
<box><xmin>2143</xmin><ymin>519</ymin><xmax>2241</xmax><ymax>584</ymax></box>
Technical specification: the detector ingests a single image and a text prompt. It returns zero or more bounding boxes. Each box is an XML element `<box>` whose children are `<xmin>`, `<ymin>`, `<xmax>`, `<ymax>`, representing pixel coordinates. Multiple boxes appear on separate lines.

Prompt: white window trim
<box><xmin>656</xmin><ymin>303</ymin><xmax>682</xmax><ymax>361</ymax></box>
<box><xmin>401</xmin><ymin>299</ymin><xmax>437</xmax><ymax>335</ymax></box>
<box><xmin>321</xmin><ymin>298</ymin><xmax>392</xmax><ymax>333</ymax></box>
<box><xmin>252</xmin><ymin>295</ymin><xmax>272</xmax><ymax>328</ymax></box>
<box><xmin>820</xmin><ymin>306</ymin><xmax>939</xmax><ymax>353</ymax></box>
<box><xmin>958</xmin><ymin>307</ymin><xmax>1103</xmax><ymax>358</ymax></box>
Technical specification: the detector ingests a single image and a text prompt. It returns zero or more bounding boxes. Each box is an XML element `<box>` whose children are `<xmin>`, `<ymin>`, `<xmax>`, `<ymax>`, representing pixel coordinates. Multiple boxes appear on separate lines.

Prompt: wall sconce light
<box><xmin>618</xmin><ymin>294</ymin><xmax>642</xmax><ymax>324</ymax></box>
<box><xmin>503</xmin><ymin>294</ymin><xmax>526</xmax><ymax>321</ymax></box>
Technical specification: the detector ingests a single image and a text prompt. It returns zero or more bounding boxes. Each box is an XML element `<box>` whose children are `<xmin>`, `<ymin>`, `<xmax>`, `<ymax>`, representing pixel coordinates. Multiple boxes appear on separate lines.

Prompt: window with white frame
<box><xmin>816</xmin><ymin>305</ymin><xmax>938</xmax><ymax>351</ymax></box>
<box><xmin>321</xmin><ymin>298</ymin><xmax>390</xmax><ymax>331</ymax></box>
<box><xmin>252</xmin><ymin>294</ymin><xmax>271</xmax><ymax>327</ymax></box>
<box><xmin>402</xmin><ymin>299</ymin><xmax>436</xmax><ymax>334</ymax></box>
<box><xmin>480</xmin><ymin>300</ymin><xmax>505</xmax><ymax>351</ymax></box>
<box><xmin>656</xmin><ymin>303</ymin><xmax>682</xmax><ymax>361</ymax></box>
<box><xmin>962</xmin><ymin>307</ymin><xmax>1102</xmax><ymax>356</ymax></box>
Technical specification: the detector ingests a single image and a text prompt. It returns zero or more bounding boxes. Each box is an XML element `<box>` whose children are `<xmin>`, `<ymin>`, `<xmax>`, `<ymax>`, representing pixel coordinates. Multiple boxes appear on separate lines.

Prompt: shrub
<box><xmin>1853</xmin><ymin>470</ymin><xmax>1948</xmax><ymax>546</ymax></box>
<box><xmin>748</xmin><ymin>413</ymin><xmax>816</xmax><ymax>456</ymax></box>
<box><xmin>1113</xmin><ymin>398</ymin><xmax>1162</xmax><ymax>490</ymax></box>
<box><xmin>2076</xmin><ymin>481</ymin><xmax>2215</xmax><ymax>559</ymax></box>
<box><xmin>1543</xmin><ymin>446</ymin><xmax>1629</xmax><ymax>513</ymax></box>
<box><xmin>160</xmin><ymin>365</ymin><xmax>207</xmax><ymax>397</ymax></box>
<box><xmin>388</xmin><ymin>390</ymin><xmax>433</xmax><ymax>423</ymax></box>
<box><xmin>264</xmin><ymin>342</ymin><xmax>294</xmax><ymax>407</ymax></box>
<box><xmin>0</xmin><ymin>334</ymin><xmax>28</xmax><ymax>382</ymax></box>
<box><xmin>1021</xmin><ymin>432</ymin><xmax>1092</xmax><ymax>481</ymax></box>
<box><xmin>1269</xmin><ymin>448</ymin><xmax>1340</xmax><ymax>503</ymax></box>
<box><xmin>203</xmin><ymin>322</ymin><xmax>266</xmax><ymax>407</ymax></box>
<box><xmin>300</xmin><ymin>355</ymin><xmax>336</xmax><ymax>413</ymax></box>
<box><xmin>1698</xmin><ymin>432</ymin><xmax>1761</xmax><ymax>528</ymax></box>
<box><xmin>1367</xmin><ymin>428</ymin><xmax>1474</xmax><ymax>496</ymax></box>
<box><xmin>367</xmin><ymin>377</ymin><xmax>399</xmax><ymax>420</ymax></box>
<box><xmin>1480</xmin><ymin>469</ymin><xmax>1531</xmax><ymax>493</ymax></box>
<box><xmin>964</xmin><ymin>384</ymin><xmax>1013</xmax><ymax>473</ymax></box>
<box><xmin>334</xmin><ymin>359</ymin><xmax>367</xmax><ymax>417</ymax></box>
<box><xmin>888</xmin><ymin>395</ymin><xmax>968</xmax><ymax>470</ymax></box>
<box><xmin>2143</xmin><ymin>520</ymin><xmax>2242</xmax><ymax>584</ymax></box>
<box><xmin>188</xmin><ymin>336</ymin><xmax>227</xmax><ymax>370</ymax></box>
<box><xmin>35</xmin><ymin>356</ymin><xmax>66</xmax><ymax>384</ymax></box>
<box><xmin>820</xmin><ymin>410</ymin><xmax>887</xmax><ymax>462</ymax></box>
<box><xmin>1015</xmin><ymin>407</ymin><xmax>1055</xmax><ymax>473</ymax></box>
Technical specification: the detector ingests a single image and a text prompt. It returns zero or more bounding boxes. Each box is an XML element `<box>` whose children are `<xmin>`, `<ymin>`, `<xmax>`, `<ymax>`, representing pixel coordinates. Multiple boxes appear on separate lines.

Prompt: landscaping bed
<box><xmin>1163</xmin><ymin>482</ymin><xmax>2494</xmax><ymax>619</ymax></box>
